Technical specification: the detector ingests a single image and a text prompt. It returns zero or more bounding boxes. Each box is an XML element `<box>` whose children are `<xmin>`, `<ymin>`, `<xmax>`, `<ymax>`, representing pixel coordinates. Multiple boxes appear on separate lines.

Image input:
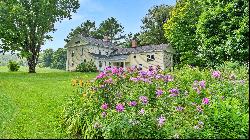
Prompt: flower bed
<box><xmin>62</xmin><ymin>63</ymin><xmax>249</xmax><ymax>139</ymax></box>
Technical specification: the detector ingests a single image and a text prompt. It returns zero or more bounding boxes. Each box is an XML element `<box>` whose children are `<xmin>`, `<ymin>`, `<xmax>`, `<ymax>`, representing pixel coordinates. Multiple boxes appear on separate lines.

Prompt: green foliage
<box><xmin>164</xmin><ymin>0</ymin><xmax>249</xmax><ymax>67</ymax></box>
<box><xmin>0</xmin><ymin>0</ymin><xmax>80</xmax><ymax>73</ymax></box>
<box><xmin>196</xmin><ymin>0</ymin><xmax>249</xmax><ymax>67</ymax></box>
<box><xmin>7</xmin><ymin>61</ymin><xmax>20</xmax><ymax>71</ymax></box>
<box><xmin>51</xmin><ymin>48</ymin><xmax>67</xmax><ymax>70</ymax></box>
<box><xmin>164</xmin><ymin>0</ymin><xmax>203</xmax><ymax>67</ymax></box>
<box><xmin>96</xmin><ymin>17</ymin><xmax>125</xmax><ymax>45</ymax></box>
<box><xmin>62</xmin><ymin>65</ymin><xmax>249</xmax><ymax>138</ymax></box>
<box><xmin>42</xmin><ymin>48</ymin><xmax>54</xmax><ymax>67</ymax></box>
<box><xmin>76</xmin><ymin>61</ymin><xmax>97</xmax><ymax>72</ymax></box>
<box><xmin>138</xmin><ymin>4</ymin><xmax>173</xmax><ymax>46</ymax></box>
<box><xmin>64</xmin><ymin>20</ymin><xmax>97</xmax><ymax>43</ymax></box>
<box><xmin>65</xmin><ymin>17</ymin><xmax>125</xmax><ymax>46</ymax></box>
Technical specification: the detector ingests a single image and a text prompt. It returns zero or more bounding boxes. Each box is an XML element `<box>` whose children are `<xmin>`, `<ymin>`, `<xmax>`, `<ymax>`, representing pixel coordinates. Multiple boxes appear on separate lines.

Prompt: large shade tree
<box><xmin>0</xmin><ymin>0</ymin><xmax>80</xmax><ymax>73</ymax></box>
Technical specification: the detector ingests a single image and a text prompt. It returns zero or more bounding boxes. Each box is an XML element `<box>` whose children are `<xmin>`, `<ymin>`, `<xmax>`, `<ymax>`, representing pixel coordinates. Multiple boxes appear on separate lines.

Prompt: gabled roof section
<box><xmin>64</xmin><ymin>34</ymin><xmax>118</xmax><ymax>50</ymax></box>
<box><xmin>80</xmin><ymin>36</ymin><xmax>118</xmax><ymax>49</ymax></box>
<box><xmin>113</xmin><ymin>44</ymin><xmax>175</xmax><ymax>55</ymax></box>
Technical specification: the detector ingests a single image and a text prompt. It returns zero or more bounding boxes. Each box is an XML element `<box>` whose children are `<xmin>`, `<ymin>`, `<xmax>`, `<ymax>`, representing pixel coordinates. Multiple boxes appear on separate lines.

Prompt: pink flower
<box><xmin>128</xmin><ymin>101</ymin><xmax>137</xmax><ymax>106</ymax></box>
<box><xmin>202</xmin><ymin>98</ymin><xmax>210</xmax><ymax>105</ymax></box>
<box><xmin>139</xmin><ymin>96</ymin><xmax>148</xmax><ymax>104</ymax></box>
<box><xmin>139</xmin><ymin>108</ymin><xmax>145</xmax><ymax>115</ymax></box>
<box><xmin>101</xmin><ymin>103</ymin><xmax>108</xmax><ymax>110</ymax></box>
<box><xmin>104</xmin><ymin>78</ymin><xmax>113</xmax><ymax>84</ymax></box>
<box><xmin>199</xmin><ymin>80</ymin><xmax>206</xmax><ymax>89</ymax></box>
<box><xmin>156</xmin><ymin>89</ymin><xmax>164</xmax><ymax>97</ymax></box>
<box><xmin>157</xmin><ymin>115</ymin><xmax>166</xmax><ymax>127</ymax></box>
<box><xmin>96</xmin><ymin>72</ymin><xmax>106</xmax><ymax>79</ymax></box>
<box><xmin>116</xmin><ymin>103</ymin><xmax>124</xmax><ymax>112</ymax></box>
<box><xmin>112</xmin><ymin>67</ymin><xmax>119</xmax><ymax>74</ymax></box>
<box><xmin>212</xmin><ymin>71</ymin><xmax>221</xmax><ymax>78</ymax></box>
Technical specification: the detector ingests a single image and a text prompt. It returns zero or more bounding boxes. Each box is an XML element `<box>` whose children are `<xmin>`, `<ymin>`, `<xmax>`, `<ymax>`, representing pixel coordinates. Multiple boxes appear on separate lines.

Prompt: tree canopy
<box><xmin>164</xmin><ymin>0</ymin><xmax>249</xmax><ymax>67</ymax></box>
<box><xmin>0</xmin><ymin>0</ymin><xmax>80</xmax><ymax>73</ymax></box>
<box><xmin>138</xmin><ymin>4</ymin><xmax>173</xmax><ymax>46</ymax></box>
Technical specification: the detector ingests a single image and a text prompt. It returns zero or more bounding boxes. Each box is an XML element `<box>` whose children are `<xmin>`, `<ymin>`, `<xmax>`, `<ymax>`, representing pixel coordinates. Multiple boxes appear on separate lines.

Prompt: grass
<box><xmin>0</xmin><ymin>66</ymin><xmax>97</xmax><ymax>138</ymax></box>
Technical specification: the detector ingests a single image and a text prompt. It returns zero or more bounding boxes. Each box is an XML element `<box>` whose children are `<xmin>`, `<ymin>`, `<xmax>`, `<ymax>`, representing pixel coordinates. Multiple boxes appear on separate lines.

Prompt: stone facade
<box><xmin>65</xmin><ymin>34</ymin><xmax>175</xmax><ymax>71</ymax></box>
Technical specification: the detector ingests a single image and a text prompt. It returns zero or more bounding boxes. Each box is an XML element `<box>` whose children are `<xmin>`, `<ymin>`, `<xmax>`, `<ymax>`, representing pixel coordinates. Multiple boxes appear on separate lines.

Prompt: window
<box><xmin>84</xmin><ymin>59</ymin><xmax>86</xmax><ymax>63</ymax></box>
<box><xmin>106</xmin><ymin>52</ymin><xmax>109</xmax><ymax>55</ymax></box>
<box><xmin>75</xmin><ymin>41</ymin><xmax>80</xmax><ymax>44</ymax></box>
<box><xmin>81</xmin><ymin>48</ymin><xmax>84</xmax><ymax>56</ymax></box>
<box><xmin>134</xmin><ymin>55</ymin><xmax>136</xmax><ymax>58</ymax></box>
<box><xmin>105</xmin><ymin>61</ymin><xmax>106</xmax><ymax>66</ymax></box>
<box><xmin>99</xmin><ymin>50</ymin><xmax>101</xmax><ymax>55</ymax></box>
<box><xmin>91</xmin><ymin>59</ymin><xmax>93</xmax><ymax>61</ymax></box>
<box><xmin>109</xmin><ymin>62</ymin><xmax>111</xmax><ymax>66</ymax></box>
<box><xmin>99</xmin><ymin>61</ymin><xmax>102</xmax><ymax>68</ymax></box>
<box><xmin>71</xmin><ymin>61</ymin><xmax>74</xmax><ymax>66</ymax></box>
<box><xmin>139</xmin><ymin>64</ymin><xmax>143</xmax><ymax>70</ymax></box>
<box><xmin>71</xmin><ymin>51</ymin><xmax>75</xmax><ymax>57</ymax></box>
<box><xmin>147</xmin><ymin>54</ymin><xmax>155</xmax><ymax>62</ymax></box>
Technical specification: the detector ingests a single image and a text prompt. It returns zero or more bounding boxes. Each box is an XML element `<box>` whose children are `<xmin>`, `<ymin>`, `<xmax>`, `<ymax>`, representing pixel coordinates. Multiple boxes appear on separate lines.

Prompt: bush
<box><xmin>62</xmin><ymin>65</ymin><xmax>249</xmax><ymax>139</ymax></box>
<box><xmin>76</xmin><ymin>61</ymin><xmax>97</xmax><ymax>72</ymax></box>
<box><xmin>7</xmin><ymin>61</ymin><xmax>20</xmax><ymax>71</ymax></box>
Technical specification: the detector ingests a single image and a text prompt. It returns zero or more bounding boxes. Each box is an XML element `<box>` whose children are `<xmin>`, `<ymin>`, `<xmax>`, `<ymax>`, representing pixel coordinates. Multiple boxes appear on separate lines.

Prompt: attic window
<box><xmin>147</xmin><ymin>55</ymin><xmax>155</xmax><ymax>62</ymax></box>
<box><xmin>75</xmin><ymin>41</ymin><xmax>80</xmax><ymax>44</ymax></box>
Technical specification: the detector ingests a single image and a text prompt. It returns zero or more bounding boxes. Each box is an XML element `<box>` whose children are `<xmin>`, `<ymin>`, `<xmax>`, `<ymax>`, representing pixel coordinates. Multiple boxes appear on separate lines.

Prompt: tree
<box><xmin>164</xmin><ymin>0</ymin><xmax>249</xmax><ymax>68</ymax></box>
<box><xmin>196</xmin><ymin>0</ymin><xmax>249</xmax><ymax>67</ymax></box>
<box><xmin>0</xmin><ymin>0</ymin><xmax>80</xmax><ymax>73</ymax></box>
<box><xmin>51</xmin><ymin>48</ymin><xmax>67</xmax><ymax>70</ymax></box>
<box><xmin>164</xmin><ymin>0</ymin><xmax>203</xmax><ymax>67</ymax></box>
<box><xmin>139</xmin><ymin>4</ymin><xmax>173</xmax><ymax>46</ymax></box>
<box><xmin>64</xmin><ymin>20</ymin><xmax>97</xmax><ymax>43</ymax></box>
<box><xmin>41</xmin><ymin>48</ymin><xmax>54</xmax><ymax>67</ymax></box>
<box><xmin>121</xmin><ymin>32</ymin><xmax>141</xmax><ymax>48</ymax></box>
<box><xmin>97</xmin><ymin>17</ymin><xmax>125</xmax><ymax>45</ymax></box>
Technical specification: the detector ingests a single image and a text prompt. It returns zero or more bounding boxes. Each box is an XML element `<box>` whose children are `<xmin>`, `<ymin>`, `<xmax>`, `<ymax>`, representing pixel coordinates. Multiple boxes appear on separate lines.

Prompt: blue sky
<box><xmin>43</xmin><ymin>0</ymin><xmax>176</xmax><ymax>50</ymax></box>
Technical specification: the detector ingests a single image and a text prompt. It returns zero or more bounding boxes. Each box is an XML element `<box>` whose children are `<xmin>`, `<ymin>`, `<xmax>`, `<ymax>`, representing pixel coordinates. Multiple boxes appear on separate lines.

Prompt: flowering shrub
<box><xmin>62</xmin><ymin>64</ymin><xmax>249</xmax><ymax>139</ymax></box>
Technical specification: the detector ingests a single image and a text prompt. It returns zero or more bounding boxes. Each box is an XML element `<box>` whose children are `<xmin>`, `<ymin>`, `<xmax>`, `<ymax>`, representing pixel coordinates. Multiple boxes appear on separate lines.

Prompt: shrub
<box><xmin>7</xmin><ymin>61</ymin><xmax>20</xmax><ymax>71</ymax></box>
<box><xmin>76</xmin><ymin>61</ymin><xmax>97</xmax><ymax>72</ymax></box>
<box><xmin>62</xmin><ymin>65</ymin><xmax>249</xmax><ymax>139</ymax></box>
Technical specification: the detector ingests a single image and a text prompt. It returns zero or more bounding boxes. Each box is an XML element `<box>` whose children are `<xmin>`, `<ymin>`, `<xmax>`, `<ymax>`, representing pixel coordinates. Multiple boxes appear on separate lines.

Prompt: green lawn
<box><xmin>0</xmin><ymin>66</ymin><xmax>97</xmax><ymax>138</ymax></box>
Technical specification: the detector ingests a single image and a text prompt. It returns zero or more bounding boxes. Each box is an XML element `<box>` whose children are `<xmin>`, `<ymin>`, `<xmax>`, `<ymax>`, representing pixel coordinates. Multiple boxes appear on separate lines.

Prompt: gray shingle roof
<box><xmin>80</xmin><ymin>36</ymin><xmax>118</xmax><ymax>49</ymax></box>
<box><xmin>90</xmin><ymin>53</ymin><xmax>128</xmax><ymax>61</ymax></box>
<box><xmin>114</xmin><ymin>44</ymin><xmax>172</xmax><ymax>55</ymax></box>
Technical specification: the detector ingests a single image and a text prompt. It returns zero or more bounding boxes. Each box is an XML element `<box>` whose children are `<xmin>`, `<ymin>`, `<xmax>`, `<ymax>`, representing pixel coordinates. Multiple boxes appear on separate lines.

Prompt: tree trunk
<box><xmin>27</xmin><ymin>53</ymin><xmax>37</xmax><ymax>73</ymax></box>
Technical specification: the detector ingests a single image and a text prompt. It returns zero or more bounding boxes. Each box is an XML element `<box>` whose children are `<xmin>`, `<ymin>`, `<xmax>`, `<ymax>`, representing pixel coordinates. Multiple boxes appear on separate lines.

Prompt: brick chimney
<box><xmin>103</xmin><ymin>36</ymin><xmax>109</xmax><ymax>42</ymax></box>
<box><xmin>131</xmin><ymin>39</ymin><xmax>137</xmax><ymax>48</ymax></box>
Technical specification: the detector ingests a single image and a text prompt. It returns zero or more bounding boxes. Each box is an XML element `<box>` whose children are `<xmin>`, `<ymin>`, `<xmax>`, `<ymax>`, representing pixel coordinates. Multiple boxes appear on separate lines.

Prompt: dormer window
<box><xmin>72</xmin><ymin>51</ymin><xmax>75</xmax><ymax>57</ymax></box>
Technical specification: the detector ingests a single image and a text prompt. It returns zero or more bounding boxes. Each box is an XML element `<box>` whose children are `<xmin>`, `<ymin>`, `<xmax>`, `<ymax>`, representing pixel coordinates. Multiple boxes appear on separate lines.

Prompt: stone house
<box><xmin>65</xmin><ymin>34</ymin><xmax>175</xmax><ymax>71</ymax></box>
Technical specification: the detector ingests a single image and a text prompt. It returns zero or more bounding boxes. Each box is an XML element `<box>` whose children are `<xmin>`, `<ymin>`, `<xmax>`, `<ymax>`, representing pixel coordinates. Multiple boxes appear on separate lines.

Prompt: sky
<box><xmin>42</xmin><ymin>0</ymin><xmax>176</xmax><ymax>51</ymax></box>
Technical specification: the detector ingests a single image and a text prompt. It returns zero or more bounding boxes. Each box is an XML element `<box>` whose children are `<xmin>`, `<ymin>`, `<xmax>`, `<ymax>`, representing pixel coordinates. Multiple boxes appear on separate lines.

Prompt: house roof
<box><xmin>80</xmin><ymin>36</ymin><xmax>118</xmax><ymax>49</ymax></box>
<box><xmin>114</xmin><ymin>44</ymin><xmax>174</xmax><ymax>55</ymax></box>
<box><xmin>66</xmin><ymin>35</ymin><xmax>175</xmax><ymax>54</ymax></box>
<box><xmin>90</xmin><ymin>53</ymin><xmax>129</xmax><ymax>61</ymax></box>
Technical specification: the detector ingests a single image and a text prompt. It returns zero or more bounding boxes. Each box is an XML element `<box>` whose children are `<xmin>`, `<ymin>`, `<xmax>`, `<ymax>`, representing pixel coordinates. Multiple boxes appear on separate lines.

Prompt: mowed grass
<box><xmin>0</xmin><ymin>66</ymin><xmax>97</xmax><ymax>138</ymax></box>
